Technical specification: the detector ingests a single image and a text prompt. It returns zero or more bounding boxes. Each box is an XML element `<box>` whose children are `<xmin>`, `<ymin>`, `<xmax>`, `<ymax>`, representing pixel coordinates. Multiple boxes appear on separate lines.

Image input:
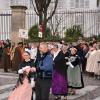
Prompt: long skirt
<box><xmin>8</xmin><ymin>77</ymin><xmax>32</xmax><ymax>100</ymax></box>
<box><xmin>67</xmin><ymin>65</ymin><xmax>84</xmax><ymax>89</ymax></box>
<box><xmin>93</xmin><ymin>51</ymin><xmax>100</xmax><ymax>75</ymax></box>
<box><xmin>86</xmin><ymin>51</ymin><xmax>97</xmax><ymax>73</ymax></box>
<box><xmin>52</xmin><ymin>70</ymin><xmax>68</xmax><ymax>95</ymax></box>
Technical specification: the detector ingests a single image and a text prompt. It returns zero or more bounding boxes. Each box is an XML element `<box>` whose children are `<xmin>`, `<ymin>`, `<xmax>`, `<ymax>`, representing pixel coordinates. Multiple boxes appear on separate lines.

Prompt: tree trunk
<box><xmin>43</xmin><ymin>21</ymin><xmax>47</xmax><ymax>38</ymax></box>
<box><xmin>39</xmin><ymin>14</ymin><xmax>43</xmax><ymax>25</ymax></box>
<box><xmin>42</xmin><ymin>11</ymin><xmax>47</xmax><ymax>38</ymax></box>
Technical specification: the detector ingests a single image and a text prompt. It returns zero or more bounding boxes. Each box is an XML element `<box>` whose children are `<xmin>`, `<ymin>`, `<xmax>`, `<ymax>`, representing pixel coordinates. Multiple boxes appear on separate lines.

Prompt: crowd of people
<box><xmin>0</xmin><ymin>38</ymin><xmax>100</xmax><ymax>100</ymax></box>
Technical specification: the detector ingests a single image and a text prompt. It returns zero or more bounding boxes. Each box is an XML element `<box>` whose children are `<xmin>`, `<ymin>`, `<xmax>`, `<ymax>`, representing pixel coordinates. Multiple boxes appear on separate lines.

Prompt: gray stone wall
<box><xmin>10</xmin><ymin>6</ymin><xmax>27</xmax><ymax>43</ymax></box>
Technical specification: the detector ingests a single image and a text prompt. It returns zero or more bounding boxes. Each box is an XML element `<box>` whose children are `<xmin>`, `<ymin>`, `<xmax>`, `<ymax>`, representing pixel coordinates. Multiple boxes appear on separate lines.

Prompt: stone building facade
<box><xmin>0</xmin><ymin>0</ymin><xmax>100</xmax><ymax>40</ymax></box>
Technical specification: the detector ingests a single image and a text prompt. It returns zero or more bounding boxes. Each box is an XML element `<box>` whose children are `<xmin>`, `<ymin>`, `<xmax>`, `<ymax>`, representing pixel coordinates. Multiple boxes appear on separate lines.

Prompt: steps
<box><xmin>0</xmin><ymin>84</ymin><xmax>35</xmax><ymax>100</ymax></box>
<box><xmin>0</xmin><ymin>92</ymin><xmax>9</xmax><ymax>100</ymax></box>
<box><xmin>67</xmin><ymin>85</ymin><xmax>100</xmax><ymax>100</ymax></box>
<box><xmin>0</xmin><ymin>84</ymin><xmax>15</xmax><ymax>100</ymax></box>
<box><xmin>50</xmin><ymin>85</ymin><xmax>100</xmax><ymax>100</ymax></box>
<box><xmin>0</xmin><ymin>72</ymin><xmax>18</xmax><ymax>86</ymax></box>
<box><xmin>0</xmin><ymin>71</ymin><xmax>18</xmax><ymax>100</ymax></box>
<box><xmin>0</xmin><ymin>84</ymin><xmax>15</xmax><ymax>93</ymax></box>
<box><xmin>0</xmin><ymin>72</ymin><xmax>100</xmax><ymax>100</ymax></box>
<box><xmin>94</xmin><ymin>96</ymin><xmax>100</xmax><ymax>100</ymax></box>
<box><xmin>0</xmin><ymin>71</ymin><xmax>18</xmax><ymax>77</ymax></box>
<box><xmin>0</xmin><ymin>85</ymin><xmax>100</xmax><ymax>100</ymax></box>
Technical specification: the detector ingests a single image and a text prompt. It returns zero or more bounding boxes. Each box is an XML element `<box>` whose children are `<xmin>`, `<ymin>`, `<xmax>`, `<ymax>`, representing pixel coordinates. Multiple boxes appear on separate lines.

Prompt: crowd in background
<box><xmin>0</xmin><ymin>37</ymin><xmax>100</xmax><ymax>99</ymax></box>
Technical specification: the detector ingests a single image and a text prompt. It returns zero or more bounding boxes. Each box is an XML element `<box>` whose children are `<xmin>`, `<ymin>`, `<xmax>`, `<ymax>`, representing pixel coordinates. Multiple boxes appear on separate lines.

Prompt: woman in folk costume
<box><xmin>93</xmin><ymin>45</ymin><xmax>100</xmax><ymax>79</ymax></box>
<box><xmin>51</xmin><ymin>44</ymin><xmax>68</xmax><ymax>100</ymax></box>
<box><xmin>18</xmin><ymin>51</ymin><xmax>36</xmax><ymax>100</ymax></box>
<box><xmin>66</xmin><ymin>47</ymin><xmax>84</xmax><ymax>95</ymax></box>
<box><xmin>8</xmin><ymin>51</ymin><xmax>36</xmax><ymax>100</ymax></box>
<box><xmin>86</xmin><ymin>46</ymin><xmax>97</xmax><ymax>73</ymax></box>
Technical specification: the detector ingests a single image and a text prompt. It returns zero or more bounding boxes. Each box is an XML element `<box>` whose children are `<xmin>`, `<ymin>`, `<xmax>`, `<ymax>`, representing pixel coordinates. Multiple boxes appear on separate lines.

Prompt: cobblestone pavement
<box><xmin>0</xmin><ymin>69</ymin><xmax>100</xmax><ymax>100</ymax></box>
<box><xmin>83</xmin><ymin>73</ymin><xmax>100</xmax><ymax>86</ymax></box>
<box><xmin>0</xmin><ymin>68</ymin><xmax>100</xmax><ymax>86</ymax></box>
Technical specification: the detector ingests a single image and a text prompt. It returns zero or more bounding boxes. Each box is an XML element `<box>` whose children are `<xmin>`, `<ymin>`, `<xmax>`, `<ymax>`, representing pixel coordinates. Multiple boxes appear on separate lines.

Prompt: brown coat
<box><xmin>2</xmin><ymin>47</ymin><xmax>11</xmax><ymax>72</ymax></box>
<box><xmin>12</xmin><ymin>47</ymin><xmax>23</xmax><ymax>71</ymax></box>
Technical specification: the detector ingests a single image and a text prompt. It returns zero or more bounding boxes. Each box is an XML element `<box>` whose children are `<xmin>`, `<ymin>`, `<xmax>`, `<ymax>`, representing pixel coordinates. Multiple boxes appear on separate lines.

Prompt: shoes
<box><xmin>68</xmin><ymin>91</ymin><xmax>76</xmax><ymax>96</ymax></box>
<box><xmin>61</xmin><ymin>96</ymin><xmax>67</xmax><ymax>100</ymax></box>
<box><xmin>54</xmin><ymin>96</ymin><xmax>67</xmax><ymax>100</ymax></box>
<box><xmin>4</xmin><ymin>70</ymin><xmax>8</xmax><ymax>72</ymax></box>
<box><xmin>94</xmin><ymin>75</ymin><xmax>100</xmax><ymax>80</ymax></box>
<box><xmin>54</xmin><ymin>96</ymin><xmax>61</xmax><ymax>100</ymax></box>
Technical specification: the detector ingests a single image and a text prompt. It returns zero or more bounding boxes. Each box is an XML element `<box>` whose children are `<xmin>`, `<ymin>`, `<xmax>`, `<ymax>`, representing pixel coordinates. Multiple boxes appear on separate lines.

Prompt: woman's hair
<box><xmin>70</xmin><ymin>47</ymin><xmax>77</xmax><ymax>53</ymax></box>
<box><xmin>89</xmin><ymin>42</ymin><xmax>93</xmax><ymax>47</ymax></box>
<box><xmin>23</xmin><ymin>51</ymin><xmax>30</xmax><ymax>56</ymax></box>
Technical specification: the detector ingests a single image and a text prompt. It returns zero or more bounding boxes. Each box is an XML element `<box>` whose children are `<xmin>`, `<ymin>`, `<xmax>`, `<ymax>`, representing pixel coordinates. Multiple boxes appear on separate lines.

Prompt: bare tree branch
<box><xmin>30</xmin><ymin>0</ymin><xmax>58</xmax><ymax>36</ymax></box>
<box><xmin>45</xmin><ymin>0</ymin><xmax>51</xmax><ymax>9</ymax></box>
<box><xmin>47</xmin><ymin>0</ymin><xmax>58</xmax><ymax>22</ymax></box>
<box><xmin>30</xmin><ymin>0</ymin><xmax>39</xmax><ymax>15</ymax></box>
<box><xmin>48</xmin><ymin>13</ymin><xmax>68</xmax><ymax>35</ymax></box>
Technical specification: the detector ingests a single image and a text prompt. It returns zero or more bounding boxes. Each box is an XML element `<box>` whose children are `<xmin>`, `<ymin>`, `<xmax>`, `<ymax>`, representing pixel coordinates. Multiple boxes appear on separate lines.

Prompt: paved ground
<box><xmin>0</xmin><ymin>69</ymin><xmax>100</xmax><ymax>100</ymax></box>
<box><xmin>83</xmin><ymin>73</ymin><xmax>100</xmax><ymax>86</ymax></box>
<box><xmin>0</xmin><ymin>69</ymin><xmax>100</xmax><ymax>85</ymax></box>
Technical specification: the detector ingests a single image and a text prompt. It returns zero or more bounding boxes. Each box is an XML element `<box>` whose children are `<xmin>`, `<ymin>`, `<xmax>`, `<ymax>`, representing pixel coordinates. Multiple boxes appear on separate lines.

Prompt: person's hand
<box><xmin>66</xmin><ymin>62</ymin><xmax>74</xmax><ymax>68</ymax></box>
<box><xmin>23</xmin><ymin>66</ymin><xmax>31</xmax><ymax>75</ymax></box>
<box><xmin>25</xmin><ymin>68</ymin><xmax>31</xmax><ymax>74</ymax></box>
<box><xmin>30</xmin><ymin>67</ymin><xmax>36</xmax><ymax>72</ymax></box>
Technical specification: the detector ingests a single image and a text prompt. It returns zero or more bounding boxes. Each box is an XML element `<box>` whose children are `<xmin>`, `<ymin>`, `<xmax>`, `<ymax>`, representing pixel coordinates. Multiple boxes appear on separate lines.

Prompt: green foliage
<box><xmin>45</xmin><ymin>34</ymin><xmax>61</xmax><ymax>42</ymax></box>
<box><xmin>28</xmin><ymin>25</ymin><xmax>39</xmax><ymax>41</ymax></box>
<box><xmin>83</xmin><ymin>35</ymin><xmax>99</xmax><ymax>42</ymax></box>
<box><xmin>97</xmin><ymin>34</ymin><xmax>100</xmax><ymax>41</ymax></box>
<box><xmin>44</xmin><ymin>27</ymin><xmax>52</xmax><ymax>38</ymax></box>
<box><xmin>64</xmin><ymin>25</ymin><xmax>83</xmax><ymax>42</ymax></box>
<box><xmin>28</xmin><ymin>25</ymin><xmax>61</xmax><ymax>42</ymax></box>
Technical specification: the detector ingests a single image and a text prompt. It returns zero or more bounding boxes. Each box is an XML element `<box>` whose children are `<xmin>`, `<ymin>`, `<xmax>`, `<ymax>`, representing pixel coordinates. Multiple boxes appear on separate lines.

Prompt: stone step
<box><xmin>67</xmin><ymin>85</ymin><xmax>100</xmax><ymax>100</ymax></box>
<box><xmin>0</xmin><ymin>74</ymin><xmax>18</xmax><ymax>79</ymax></box>
<box><xmin>0</xmin><ymin>84</ymin><xmax>100</xmax><ymax>100</ymax></box>
<box><xmin>0</xmin><ymin>88</ymin><xmax>36</xmax><ymax>100</ymax></box>
<box><xmin>0</xmin><ymin>76</ymin><xmax>18</xmax><ymax>86</ymax></box>
<box><xmin>94</xmin><ymin>96</ymin><xmax>100</xmax><ymax>100</ymax></box>
<box><xmin>0</xmin><ymin>92</ymin><xmax>36</xmax><ymax>100</ymax></box>
<box><xmin>50</xmin><ymin>85</ymin><xmax>100</xmax><ymax>100</ymax></box>
<box><xmin>0</xmin><ymin>81</ymin><xmax>100</xmax><ymax>100</ymax></box>
<box><xmin>0</xmin><ymin>84</ymin><xmax>15</xmax><ymax>94</ymax></box>
<box><xmin>0</xmin><ymin>84</ymin><xmax>15</xmax><ymax>100</ymax></box>
<box><xmin>0</xmin><ymin>72</ymin><xmax>18</xmax><ymax>86</ymax></box>
<box><xmin>0</xmin><ymin>92</ymin><xmax>9</xmax><ymax>100</ymax></box>
<box><xmin>0</xmin><ymin>71</ymin><xmax>18</xmax><ymax>77</ymax></box>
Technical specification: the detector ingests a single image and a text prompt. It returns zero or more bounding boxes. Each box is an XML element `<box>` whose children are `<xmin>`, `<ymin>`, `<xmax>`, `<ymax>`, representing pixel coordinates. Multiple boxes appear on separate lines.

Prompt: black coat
<box><xmin>53</xmin><ymin>51</ymin><xmax>67</xmax><ymax>75</ymax></box>
<box><xmin>18</xmin><ymin>59</ymin><xmax>35</xmax><ymax>79</ymax></box>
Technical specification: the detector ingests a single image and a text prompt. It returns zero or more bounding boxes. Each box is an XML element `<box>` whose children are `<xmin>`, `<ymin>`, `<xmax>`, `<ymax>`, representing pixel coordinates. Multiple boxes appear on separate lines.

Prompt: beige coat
<box><xmin>93</xmin><ymin>50</ymin><xmax>100</xmax><ymax>75</ymax></box>
<box><xmin>86</xmin><ymin>50</ymin><xmax>97</xmax><ymax>73</ymax></box>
